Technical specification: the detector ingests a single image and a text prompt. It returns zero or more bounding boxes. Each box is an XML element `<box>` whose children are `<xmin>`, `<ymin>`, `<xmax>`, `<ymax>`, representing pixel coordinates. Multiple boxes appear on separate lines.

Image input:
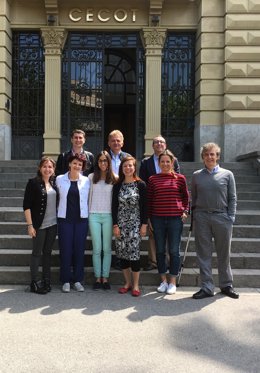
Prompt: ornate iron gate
<box><xmin>62</xmin><ymin>32</ymin><xmax>145</xmax><ymax>158</ymax></box>
<box><xmin>11</xmin><ymin>32</ymin><xmax>44</xmax><ymax>159</ymax></box>
<box><xmin>161</xmin><ymin>33</ymin><xmax>195</xmax><ymax>161</ymax></box>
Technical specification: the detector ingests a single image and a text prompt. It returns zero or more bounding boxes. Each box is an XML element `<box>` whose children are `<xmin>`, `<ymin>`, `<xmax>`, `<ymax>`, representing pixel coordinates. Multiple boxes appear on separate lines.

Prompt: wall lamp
<box><xmin>47</xmin><ymin>14</ymin><xmax>56</xmax><ymax>26</ymax></box>
<box><xmin>5</xmin><ymin>99</ymin><xmax>10</xmax><ymax>111</ymax></box>
<box><xmin>151</xmin><ymin>15</ymin><xmax>160</xmax><ymax>27</ymax></box>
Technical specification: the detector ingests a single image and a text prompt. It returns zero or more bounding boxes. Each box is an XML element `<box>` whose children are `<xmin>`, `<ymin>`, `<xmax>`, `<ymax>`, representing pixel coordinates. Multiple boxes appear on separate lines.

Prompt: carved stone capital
<box><xmin>41</xmin><ymin>28</ymin><xmax>67</xmax><ymax>54</ymax></box>
<box><xmin>141</xmin><ymin>28</ymin><xmax>166</xmax><ymax>49</ymax></box>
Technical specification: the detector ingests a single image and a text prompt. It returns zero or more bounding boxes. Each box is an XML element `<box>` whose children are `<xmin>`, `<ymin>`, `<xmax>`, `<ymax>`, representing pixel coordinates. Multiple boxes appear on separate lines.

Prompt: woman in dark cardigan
<box><xmin>112</xmin><ymin>156</ymin><xmax>148</xmax><ymax>297</ymax></box>
<box><xmin>23</xmin><ymin>157</ymin><xmax>58</xmax><ymax>294</ymax></box>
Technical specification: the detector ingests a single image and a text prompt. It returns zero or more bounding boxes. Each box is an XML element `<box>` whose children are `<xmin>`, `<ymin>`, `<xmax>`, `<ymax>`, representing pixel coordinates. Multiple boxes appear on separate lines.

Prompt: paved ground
<box><xmin>0</xmin><ymin>285</ymin><xmax>259</xmax><ymax>373</ymax></box>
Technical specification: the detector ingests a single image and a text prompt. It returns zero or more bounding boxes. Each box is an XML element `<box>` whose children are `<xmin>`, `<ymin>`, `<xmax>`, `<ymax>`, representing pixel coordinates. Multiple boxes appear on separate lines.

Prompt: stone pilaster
<box><xmin>194</xmin><ymin>0</ymin><xmax>225</xmax><ymax>161</ymax></box>
<box><xmin>41</xmin><ymin>27</ymin><xmax>67</xmax><ymax>158</ymax></box>
<box><xmin>141</xmin><ymin>28</ymin><xmax>166</xmax><ymax>156</ymax></box>
<box><xmin>0</xmin><ymin>0</ymin><xmax>11</xmax><ymax>160</ymax></box>
<box><xmin>224</xmin><ymin>0</ymin><xmax>260</xmax><ymax>160</ymax></box>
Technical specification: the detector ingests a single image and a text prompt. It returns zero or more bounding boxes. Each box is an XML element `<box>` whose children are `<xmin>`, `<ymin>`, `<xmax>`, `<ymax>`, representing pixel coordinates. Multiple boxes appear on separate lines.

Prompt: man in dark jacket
<box><xmin>139</xmin><ymin>135</ymin><xmax>180</xmax><ymax>271</ymax></box>
<box><xmin>56</xmin><ymin>129</ymin><xmax>94</xmax><ymax>176</ymax></box>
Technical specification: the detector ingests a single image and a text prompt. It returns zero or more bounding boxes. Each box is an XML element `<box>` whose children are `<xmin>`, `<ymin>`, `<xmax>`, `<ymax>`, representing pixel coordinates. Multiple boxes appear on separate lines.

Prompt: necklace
<box><xmin>68</xmin><ymin>172</ymin><xmax>79</xmax><ymax>181</ymax></box>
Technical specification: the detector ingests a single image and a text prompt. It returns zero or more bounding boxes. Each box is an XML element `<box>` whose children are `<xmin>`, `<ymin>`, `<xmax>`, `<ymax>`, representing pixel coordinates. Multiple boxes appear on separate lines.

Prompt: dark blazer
<box><xmin>23</xmin><ymin>177</ymin><xmax>58</xmax><ymax>229</ymax></box>
<box><xmin>112</xmin><ymin>180</ymin><xmax>148</xmax><ymax>226</ymax></box>
<box><xmin>139</xmin><ymin>155</ymin><xmax>180</xmax><ymax>183</ymax></box>
<box><xmin>56</xmin><ymin>149</ymin><xmax>94</xmax><ymax>177</ymax></box>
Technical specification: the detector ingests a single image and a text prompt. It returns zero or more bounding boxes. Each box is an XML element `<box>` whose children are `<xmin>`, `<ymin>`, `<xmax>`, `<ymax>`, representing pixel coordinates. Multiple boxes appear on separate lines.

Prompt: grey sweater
<box><xmin>191</xmin><ymin>167</ymin><xmax>237</xmax><ymax>219</ymax></box>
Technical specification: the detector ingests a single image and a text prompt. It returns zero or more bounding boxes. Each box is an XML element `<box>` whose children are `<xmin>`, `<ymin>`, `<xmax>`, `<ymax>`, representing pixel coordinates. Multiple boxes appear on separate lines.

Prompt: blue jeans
<box><xmin>151</xmin><ymin>216</ymin><xmax>183</xmax><ymax>276</ymax></box>
<box><xmin>89</xmin><ymin>213</ymin><xmax>112</xmax><ymax>278</ymax></box>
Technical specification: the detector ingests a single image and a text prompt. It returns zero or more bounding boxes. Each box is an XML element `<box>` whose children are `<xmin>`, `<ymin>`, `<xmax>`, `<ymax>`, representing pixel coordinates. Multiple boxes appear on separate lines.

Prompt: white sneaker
<box><xmin>73</xmin><ymin>282</ymin><xmax>85</xmax><ymax>292</ymax></box>
<box><xmin>62</xmin><ymin>282</ymin><xmax>70</xmax><ymax>293</ymax></box>
<box><xmin>167</xmin><ymin>283</ymin><xmax>176</xmax><ymax>295</ymax></box>
<box><xmin>157</xmin><ymin>281</ymin><xmax>168</xmax><ymax>293</ymax></box>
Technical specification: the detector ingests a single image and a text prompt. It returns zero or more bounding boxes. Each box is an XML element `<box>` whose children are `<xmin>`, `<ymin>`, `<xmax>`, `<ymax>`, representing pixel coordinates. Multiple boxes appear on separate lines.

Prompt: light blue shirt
<box><xmin>205</xmin><ymin>165</ymin><xmax>220</xmax><ymax>174</ymax></box>
<box><xmin>110</xmin><ymin>152</ymin><xmax>122</xmax><ymax>176</ymax></box>
<box><xmin>153</xmin><ymin>154</ymin><xmax>161</xmax><ymax>174</ymax></box>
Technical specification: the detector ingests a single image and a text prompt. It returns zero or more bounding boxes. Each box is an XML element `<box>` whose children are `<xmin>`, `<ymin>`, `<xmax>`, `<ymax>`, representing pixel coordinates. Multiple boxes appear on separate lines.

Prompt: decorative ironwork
<box><xmin>62</xmin><ymin>32</ymin><xmax>144</xmax><ymax>157</ymax></box>
<box><xmin>161</xmin><ymin>33</ymin><xmax>195</xmax><ymax>161</ymax></box>
<box><xmin>12</xmin><ymin>32</ymin><xmax>44</xmax><ymax>159</ymax></box>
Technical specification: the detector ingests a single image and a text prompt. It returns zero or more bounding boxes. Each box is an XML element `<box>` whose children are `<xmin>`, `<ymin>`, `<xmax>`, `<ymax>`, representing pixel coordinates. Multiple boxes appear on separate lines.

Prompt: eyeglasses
<box><xmin>153</xmin><ymin>140</ymin><xmax>166</xmax><ymax>145</ymax></box>
<box><xmin>98</xmin><ymin>159</ymin><xmax>108</xmax><ymax>163</ymax></box>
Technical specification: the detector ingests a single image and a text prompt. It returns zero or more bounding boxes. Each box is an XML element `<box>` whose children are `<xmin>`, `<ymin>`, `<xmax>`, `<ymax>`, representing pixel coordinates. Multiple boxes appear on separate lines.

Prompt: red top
<box><xmin>147</xmin><ymin>172</ymin><xmax>189</xmax><ymax>217</ymax></box>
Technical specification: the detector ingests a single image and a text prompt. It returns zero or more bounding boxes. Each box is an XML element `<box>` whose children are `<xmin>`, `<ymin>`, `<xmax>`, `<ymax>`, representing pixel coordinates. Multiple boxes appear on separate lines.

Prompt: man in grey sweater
<box><xmin>191</xmin><ymin>142</ymin><xmax>239</xmax><ymax>299</ymax></box>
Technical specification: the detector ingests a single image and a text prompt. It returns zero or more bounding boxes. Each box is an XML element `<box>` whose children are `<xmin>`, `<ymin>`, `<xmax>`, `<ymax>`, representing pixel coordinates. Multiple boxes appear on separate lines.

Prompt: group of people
<box><xmin>23</xmin><ymin>128</ymin><xmax>239</xmax><ymax>299</ymax></box>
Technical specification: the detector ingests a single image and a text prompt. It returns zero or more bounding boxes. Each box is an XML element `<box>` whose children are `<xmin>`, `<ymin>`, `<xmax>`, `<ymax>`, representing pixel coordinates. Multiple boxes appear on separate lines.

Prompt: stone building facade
<box><xmin>0</xmin><ymin>0</ymin><xmax>260</xmax><ymax>161</ymax></box>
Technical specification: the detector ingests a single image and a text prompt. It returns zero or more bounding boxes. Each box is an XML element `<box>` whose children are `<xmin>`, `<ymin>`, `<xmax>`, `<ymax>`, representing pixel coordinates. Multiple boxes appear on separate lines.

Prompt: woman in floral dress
<box><xmin>112</xmin><ymin>156</ymin><xmax>148</xmax><ymax>297</ymax></box>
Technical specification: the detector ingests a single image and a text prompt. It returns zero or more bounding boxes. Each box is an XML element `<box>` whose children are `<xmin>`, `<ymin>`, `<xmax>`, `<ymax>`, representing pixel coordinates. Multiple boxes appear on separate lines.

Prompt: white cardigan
<box><xmin>56</xmin><ymin>172</ymin><xmax>90</xmax><ymax>218</ymax></box>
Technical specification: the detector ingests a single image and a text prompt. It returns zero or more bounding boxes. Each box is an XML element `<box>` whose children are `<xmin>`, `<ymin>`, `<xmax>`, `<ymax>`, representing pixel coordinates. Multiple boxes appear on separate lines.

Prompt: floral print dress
<box><xmin>115</xmin><ymin>182</ymin><xmax>141</xmax><ymax>261</ymax></box>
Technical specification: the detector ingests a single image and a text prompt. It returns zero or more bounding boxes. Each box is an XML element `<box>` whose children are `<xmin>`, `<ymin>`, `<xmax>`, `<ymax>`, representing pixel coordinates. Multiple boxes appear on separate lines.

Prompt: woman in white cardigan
<box><xmin>56</xmin><ymin>153</ymin><xmax>90</xmax><ymax>293</ymax></box>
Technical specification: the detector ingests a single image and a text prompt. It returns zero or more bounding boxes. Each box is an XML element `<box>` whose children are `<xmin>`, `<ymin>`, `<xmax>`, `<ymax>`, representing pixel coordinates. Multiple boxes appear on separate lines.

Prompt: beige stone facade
<box><xmin>0</xmin><ymin>0</ymin><xmax>260</xmax><ymax>161</ymax></box>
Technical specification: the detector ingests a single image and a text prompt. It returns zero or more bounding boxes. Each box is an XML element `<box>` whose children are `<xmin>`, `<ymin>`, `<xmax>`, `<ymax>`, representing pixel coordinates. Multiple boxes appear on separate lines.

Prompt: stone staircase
<box><xmin>0</xmin><ymin>160</ymin><xmax>260</xmax><ymax>287</ymax></box>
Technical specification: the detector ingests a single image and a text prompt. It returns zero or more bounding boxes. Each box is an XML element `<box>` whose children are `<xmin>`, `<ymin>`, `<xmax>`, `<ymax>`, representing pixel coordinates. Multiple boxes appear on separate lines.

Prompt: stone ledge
<box><xmin>237</xmin><ymin>151</ymin><xmax>260</xmax><ymax>161</ymax></box>
<box><xmin>237</xmin><ymin>151</ymin><xmax>260</xmax><ymax>174</ymax></box>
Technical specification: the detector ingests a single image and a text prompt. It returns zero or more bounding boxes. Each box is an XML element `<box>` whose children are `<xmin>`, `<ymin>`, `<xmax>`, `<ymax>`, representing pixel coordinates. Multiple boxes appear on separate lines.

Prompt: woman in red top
<box><xmin>147</xmin><ymin>150</ymin><xmax>189</xmax><ymax>295</ymax></box>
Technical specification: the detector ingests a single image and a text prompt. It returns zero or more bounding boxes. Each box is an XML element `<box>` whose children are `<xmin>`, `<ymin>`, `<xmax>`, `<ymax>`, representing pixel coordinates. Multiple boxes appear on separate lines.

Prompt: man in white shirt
<box><xmin>108</xmin><ymin>130</ymin><xmax>130</xmax><ymax>176</ymax></box>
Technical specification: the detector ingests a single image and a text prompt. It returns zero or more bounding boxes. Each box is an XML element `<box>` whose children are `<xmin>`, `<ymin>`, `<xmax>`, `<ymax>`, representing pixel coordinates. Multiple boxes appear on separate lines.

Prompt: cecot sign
<box><xmin>69</xmin><ymin>8</ymin><xmax>138</xmax><ymax>23</ymax></box>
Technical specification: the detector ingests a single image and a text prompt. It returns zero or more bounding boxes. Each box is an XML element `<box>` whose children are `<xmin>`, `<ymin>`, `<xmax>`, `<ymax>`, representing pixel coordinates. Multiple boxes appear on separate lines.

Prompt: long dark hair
<box><xmin>93</xmin><ymin>150</ymin><xmax>117</xmax><ymax>184</ymax></box>
<box><xmin>118</xmin><ymin>156</ymin><xmax>140</xmax><ymax>184</ymax></box>
<box><xmin>36</xmin><ymin>156</ymin><xmax>56</xmax><ymax>181</ymax></box>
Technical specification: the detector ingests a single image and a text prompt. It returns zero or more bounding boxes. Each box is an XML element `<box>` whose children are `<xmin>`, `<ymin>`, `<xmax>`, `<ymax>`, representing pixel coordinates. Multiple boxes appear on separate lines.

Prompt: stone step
<box><xmin>0</xmin><ymin>235</ymin><xmax>259</xmax><ymax>253</ymax></box>
<box><xmin>237</xmin><ymin>192</ymin><xmax>260</xmax><ymax>200</ymax></box>
<box><xmin>0</xmin><ymin>167</ymin><xmax>37</xmax><ymax>174</ymax></box>
<box><xmin>236</xmin><ymin>184</ymin><xmax>260</xmax><ymax>192</ymax></box>
<box><xmin>0</xmin><ymin>197</ymin><xmax>24</xmax><ymax>207</ymax></box>
<box><xmin>237</xmin><ymin>200</ymin><xmax>260</xmax><ymax>210</ymax></box>
<box><xmin>184</xmin><ymin>176</ymin><xmax>260</xmax><ymax>186</ymax></box>
<box><xmin>0</xmin><ymin>266</ymin><xmax>259</xmax><ymax>287</ymax></box>
<box><xmin>1</xmin><ymin>180</ymin><xmax>259</xmax><ymax>192</ymax></box>
<box><xmin>1</xmin><ymin>189</ymin><xmax>257</xmax><ymax>200</ymax></box>
<box><xmin>0</xmin><ymin>208</ymin><xmax>259</xmax><ymax>225</ymax></box>
<box><xmin>0</xmin><ymin>189</ymin><xmax>24</xmax><ymax>197</ymax></box>
<box><xmin>0</xmin><ymin>160</ymin><xmax>39</xmax><ymax>166</ymax></box>
<box><xmin>1</xmin><ymin>221</ymin><xmax>259</xmax><ymax>237</ymax></box>
<box><xmin>1</xmin><ymin>249</ymin><xmax>260</xmax><ymax>269</ymax></box>
<box><xmin>0</xmin><ymin>181</ymin><xmax>29</xmax><ymax>189</ymax></box>
<box><xmin>1</xmin><ymin>196</ymin><xmax>260</xmax><ymax>210</ymax></box>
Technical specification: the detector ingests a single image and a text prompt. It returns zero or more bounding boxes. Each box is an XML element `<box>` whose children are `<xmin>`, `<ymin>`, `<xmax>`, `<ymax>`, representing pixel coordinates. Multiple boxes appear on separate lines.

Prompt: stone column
<box><xmin>41</xmin><ymin>27</ymin><xmax>67</xmax><ymax>158</ymax></box>
<box><xmin>141</xmin><ymin>28</ymin><xmax>166</xmax><ymax>156</ymax></box>
<box><xmin>194</xmin><ymin>0</ymin><xmax>225</xmax><ymax>161</ymax></box>
<box><xmin>224</xmin><ymin>0</ymin><xmax>260</xmax><ymax>160</ymax></box>
<box><xmin>0</xmin><ymin>0</ymin><xmax>11</xmax><ymax>160</ymax></box>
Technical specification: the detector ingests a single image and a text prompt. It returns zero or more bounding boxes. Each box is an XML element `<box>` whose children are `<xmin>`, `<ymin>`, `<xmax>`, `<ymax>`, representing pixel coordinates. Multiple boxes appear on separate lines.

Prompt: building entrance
<box><xmin>62</xmin><ymin>33</ymin><xmax>144</xmax><ymax>159</ymax></box>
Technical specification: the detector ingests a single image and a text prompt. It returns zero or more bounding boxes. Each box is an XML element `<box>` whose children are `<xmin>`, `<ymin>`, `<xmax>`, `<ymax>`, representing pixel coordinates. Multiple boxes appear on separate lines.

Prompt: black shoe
<box><xmin>221</xmin><ymin>286</ymin><xmax>239</xmax><ymax>299</ymax></box>
<box><xmin>43</xmin><ymin>280</ymin><xmax>52</xmax><ymax>292</ymax></box>
<box><xmin>103</xmin><ymin>282</ymin><xmax>111</xmax><ymax>290</ymax></box>
<box><xmin>30</xmin><ymin>281</ymin><xmax>47</xmax><ymax>295</ymax></box>
<box><xmin>93</xmin><ymin>281</ymin><xmax>102</xmax><ymax>290</ymax></box>
<box><xmin>143</xmin><ymin>262</ymin><xmax>157</xmax><ymax>271</ymax></box>
<box><xmin>193</xmin><ymin>289</ymin><xmax>214</xmax><ymax>299</ymax></box>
